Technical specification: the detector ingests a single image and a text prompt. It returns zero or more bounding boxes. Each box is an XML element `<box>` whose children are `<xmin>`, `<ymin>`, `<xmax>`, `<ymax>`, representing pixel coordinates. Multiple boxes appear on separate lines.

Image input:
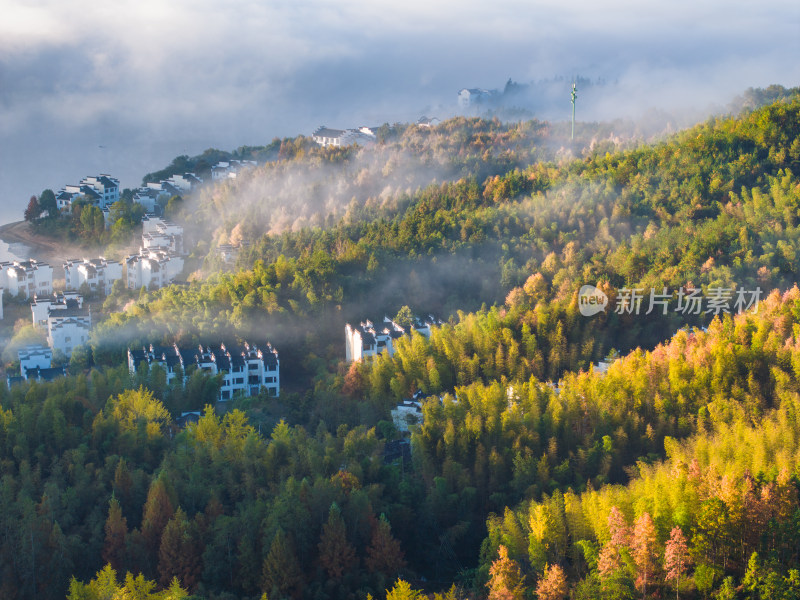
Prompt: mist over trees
<box><xmin>2</xmin><ymin>88</ymin><xmax>800</xmax><ymax>599</ymax></box>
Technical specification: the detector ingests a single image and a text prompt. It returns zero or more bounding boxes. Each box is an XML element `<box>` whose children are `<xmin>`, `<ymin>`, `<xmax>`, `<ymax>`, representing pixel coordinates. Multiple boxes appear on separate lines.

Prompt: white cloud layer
<box><xmin>0</xmin><ymin>0</ymin><xmax>798</xmax><ymax>223</ymax></box>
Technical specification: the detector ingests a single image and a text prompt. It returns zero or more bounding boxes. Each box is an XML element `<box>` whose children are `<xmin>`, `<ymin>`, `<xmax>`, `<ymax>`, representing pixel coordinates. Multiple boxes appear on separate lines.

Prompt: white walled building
<box><xmin>56</xmin><ymin>175</ymin><xmax>119</xmax><ymax>212</ymax></box>
<box><xmin>46</xmin><ymin>300</ymin><xmax>91</xmax><ymax>358</ymax></box>
<box><xmin>125</xmin><ymin>248</ymin><xmax>184</xmax><ymax>290</ymax></box>
<box><xmin>13</xmin><ymin>345</ymin><xmax>66</xmax><ymax>385</ymax></box>
<box><xmin>312</xmin><ymin>126</ymin><xmax>377</xmax><ymax>148</ymax></box>
<box><xmin>142</xmin><ymin>215</ymin><xmax>184</xmax><ymax>254</ymax></box>
<box><xmin>132</xmin><ymin>188</ymin><xmax>165</xmax><ymax>212</ymax></box>
<box><xmin>31</xmin><ymin>292</ymin><xmax>83</xmax><ymax>328</ymax></box>
<box><xmin>81</xmin><ymin>175</ymin><xmax>120</xmax><ymax>208</ymax></box>
<box><xmin>56</xmin><ymin>186</ymin><xmax>100</xmax><ymax>212</ymax></box>
<box><xmin>345</xmin><ymin>315</ymin><xmax>438</xmax><ymax>362</ymax></box>
<box><xmin>19</xmin><ymin>345</ymin><xmax>52</xmax><ymax>372</ymax></box>
<box><xmin>167</xmin><ymin>173</ymin><xmax>203</xmax><ymax>191</ymax></box>
<box><xmin>0</xmin><ymin>260</ymin><xmax>53</xmax><ymax>299</ymax></box>
<box><xmin>210</xmin><ymin>160</ymin><xmax>256</xmax><ymax>181</ymax></box>
<box><xmin>391</xmin><ymin>400</ymin><xmax>423</xmax><ymax>433</ymax></box>
<box><xmin>128</xmin><ymin>341</ymin><xmax>279</xmax><ymax>400</ymax></box>
<box><xmin>458</xmin><ymin>88</ymin><xmax>495</xmax><ymax>108</ymax></box>
<box><xmin>63</xmin><ymin>258</ymin><xmax>123</xmax><ymax>295</ymax></box>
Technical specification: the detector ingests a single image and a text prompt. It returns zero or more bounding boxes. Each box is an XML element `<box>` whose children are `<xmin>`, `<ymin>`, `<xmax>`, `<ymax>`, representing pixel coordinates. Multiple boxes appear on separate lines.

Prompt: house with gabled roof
<box><xmin>0</xmin><ymin>260</ymin><xmax>53</xmax><ymax>299</ymax></box>
<box><xmin>46</xmin><ymin>299</ymin><xmax>91</xmax><ymax>358</ymax></box>
<box><xmin>312</xmin><ymin>126</ymin><xmax>377</xmax><ymax>148</ymax></box>
<box><xmin>63</xmin><ymin>257</ymin><xmax>123</xmax><ymax>295</ymax></box>
<box><xmin>128</xmin><ymin>341</ymin><xmax>279</xmax><ymax>400</ymax></box>
<box><xmin>345</xmin><ymin>314</ymin><xmax>439</xmax><ymax>362</ymax></box>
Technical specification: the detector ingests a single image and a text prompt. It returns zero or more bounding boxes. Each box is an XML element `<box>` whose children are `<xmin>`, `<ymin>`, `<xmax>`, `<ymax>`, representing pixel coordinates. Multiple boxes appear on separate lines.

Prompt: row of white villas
<box><xmin>63</xmin><ymin>248</ymin><xmax>180</xmax><ymax>295</ymax></box>
<box><xmin>63</xmin><ymin>257</ymin><xmax>122</xmax><ymax>295</ymax></box>
<box><xmin>56</xmin><ymin>175</ymin><xmax>120</xmax><ymax>212</ymax></box>
<box><xmin>312</xmin><ymin>126</ymin><xmax>377</xmax><ymax>148</ymax></box>
<box><xmin>0</xmin><ymin>260</ymin><xmax>53</xmax><ymax>299</ymax></box>
<box><xmin>345</xmin><ymin>315</ymin><xmax>438</xmax><ymax>362</ymax></box>
<box><xmin>128</xmin><ymin>341</ymin><xmax>279</xmax><ymax>400</ymax></box>
<box><xmin>31</xmin><ymin>293</ymin><xmax>91</xmax><ymax>358</ymax></box>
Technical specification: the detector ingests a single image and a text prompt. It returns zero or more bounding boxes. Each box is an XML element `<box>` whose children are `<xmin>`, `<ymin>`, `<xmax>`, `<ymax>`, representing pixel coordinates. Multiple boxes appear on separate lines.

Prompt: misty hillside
<box><xmin>2</xmin><ymin>90</ymin><xmax>800</xmax><ymax>600</ymax></box>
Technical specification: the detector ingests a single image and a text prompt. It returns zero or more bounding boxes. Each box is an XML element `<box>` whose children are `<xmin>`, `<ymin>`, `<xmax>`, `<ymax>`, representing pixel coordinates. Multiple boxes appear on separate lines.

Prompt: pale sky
<box><xmin>0</xmin><ymin>0</ymin><xmax>798</xmax><ymax>224</ymax></box>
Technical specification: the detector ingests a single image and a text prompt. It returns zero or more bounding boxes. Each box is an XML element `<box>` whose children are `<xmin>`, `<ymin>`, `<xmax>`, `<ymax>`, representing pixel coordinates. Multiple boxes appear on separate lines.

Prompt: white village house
<box><xmin>63</xmin><ymin>257</ymin><xmax>123</xmax><ymax>295</ymax></box>
<box><xmin>457</xmin><ymin>88</ymin><xmax>495</xmax><ymax>108</ymax></box>
<box><xmin>31</xmin><ymin>292</ymin><xmax>83</xmax><ymax>328</ymax></box>
<box><xmin>131</xmin><ymin>173</ymin><xmax>201</xmax><ymax>213</ymax></box>
<box><xmin>391</xmin><ymin>397</ymin><xmax>424</xmax><ymax>433</ymax></box>
<box><xmin>142</xmin><ymin>215</ymin><xmax>184</xmax><ymax>254</ymax></box>
<box><xmin>211</xmin><ymin>160</ymin><xmax>257</xmax><ymax>181</ymax></box>
<box><xmin>128</xmin><ymin>341</ymin><xmax>279</xmax><ymax>400</ymax></box>
<box><xmin>312</xmin><ymin>126</ymin><xmax>377</xmax><ymax>148</ymax></box>
<box><xmin>8</xmin><ymin>345</ymin><xmax>67</xmax><ymax>386</ymax></box>
<box><xmin>18</xmin><ymin>345</ymin><xmax>53</xmax><ymax>372</ymax></box>
<box><xmin>0</xmin><ymin>260</ymin><xmax>53</xmax><ymax>299</ymax></box>
<box><xmin>44</xmin><ymin>298</ymin><xmax>91</xmax><ymax>358</ymax></box>
<box><xmin>56</xmin><ymin>175</ymin><xmax>120</xmax><ymax>212</ymax></box>
<box><xmin>125</xmin><ymin>248</ymin><xmax>184</xmax><ymax>290</ymax></box>
<box><xmin>345</xmin><ymin>315</ymin><xmax>438</xmax><ymax>362</ymax></box>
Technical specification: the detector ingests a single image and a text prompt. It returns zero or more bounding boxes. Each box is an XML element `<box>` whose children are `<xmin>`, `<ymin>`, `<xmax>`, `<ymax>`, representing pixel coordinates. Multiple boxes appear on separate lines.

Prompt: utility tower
<box><xmin>570</xmin><ymin>82</ymin><xmax>578</xmax><ymax>141</ymax></box>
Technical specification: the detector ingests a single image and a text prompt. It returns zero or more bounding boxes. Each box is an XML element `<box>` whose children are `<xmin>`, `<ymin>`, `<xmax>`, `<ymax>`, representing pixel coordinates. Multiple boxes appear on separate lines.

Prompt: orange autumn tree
<box><xmin>487</xmin><ymin>545</ymin><xmax>526</xmax><ymax>600</ymax></box>
<box><xmin>318</xmin><ymin>503</ymin><xmax>357</xmax><ymax>580</ymax></box>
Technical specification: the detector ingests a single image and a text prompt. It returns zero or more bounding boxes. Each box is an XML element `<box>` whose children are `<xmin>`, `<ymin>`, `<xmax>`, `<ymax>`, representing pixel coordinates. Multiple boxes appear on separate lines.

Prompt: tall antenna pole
<box><xmin>570</xmin><ymin>82</ymin><xmax>578</xmax><ymax>141</ymax></box>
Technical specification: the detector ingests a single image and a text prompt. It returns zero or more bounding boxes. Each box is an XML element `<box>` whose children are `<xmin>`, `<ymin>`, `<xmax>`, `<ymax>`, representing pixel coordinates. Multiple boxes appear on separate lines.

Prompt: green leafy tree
<box><xmin>103</xmin><ymin>497</ymin><xmax>128</xmax><ymax>571</ymax></box>
<box><xmin>261</xmin><ymin>529</ymin><xmax>303</xmax><ymax>599</ymax></box>
<box><xmin>38</xmin><ymin>189</ymin><xmax>57</xmax><ymax>218</ymax></box>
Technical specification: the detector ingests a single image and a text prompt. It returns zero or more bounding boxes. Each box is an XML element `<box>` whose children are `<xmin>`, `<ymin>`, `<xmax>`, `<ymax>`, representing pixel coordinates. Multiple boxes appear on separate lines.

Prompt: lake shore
<box><xmin>0</xmin><ymin>220</ymin><xmax>66</xmax><ymax>265</ymax></box>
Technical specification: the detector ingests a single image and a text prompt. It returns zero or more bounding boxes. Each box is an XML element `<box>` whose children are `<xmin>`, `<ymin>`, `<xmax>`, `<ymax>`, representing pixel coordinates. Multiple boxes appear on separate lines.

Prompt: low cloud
<box><xmin>0</xmin><ymin>0</ymin><xmax>798</xmax><ymax>224</ymax></box>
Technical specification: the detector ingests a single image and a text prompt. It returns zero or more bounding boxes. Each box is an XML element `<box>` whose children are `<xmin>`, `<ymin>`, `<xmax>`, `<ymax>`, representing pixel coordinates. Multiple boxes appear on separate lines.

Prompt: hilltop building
<box><xmin>56</xmin><ymin>175</ymin><xmax>119</xmax><ymax>212</ymax></box>
<box><xmin>457</xmin><ymin>88</ymin><xmax>496</xmax><ymax>108</ymax></box>
<box><xmin>345</xmin><ymin>315</ymin><xmax>438</xmax><ymax>362</ymax></box>
<box><xmin>210</xmin><ymin>160</ymin><xmax>257</xmax><ymax>181</ymax></box>
<box><xmin>128</xmin><ymin>341</ymin><xmax>279</xmax><ymax>400</ymax></box>
<box><xmin>416</xmin><ymin>116</ymin><xmax>440</xmax><ymax>128</ymax></box>
<box><xmin>312</xmin><ymin>126</ymin><xmax>377</xmax><ymax>148</ymax></box>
